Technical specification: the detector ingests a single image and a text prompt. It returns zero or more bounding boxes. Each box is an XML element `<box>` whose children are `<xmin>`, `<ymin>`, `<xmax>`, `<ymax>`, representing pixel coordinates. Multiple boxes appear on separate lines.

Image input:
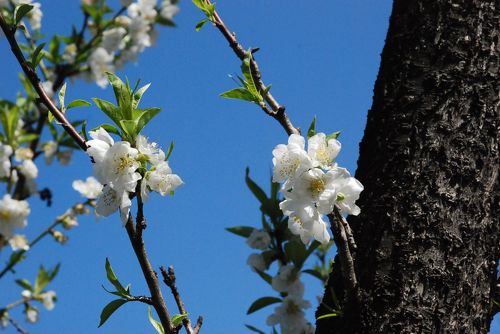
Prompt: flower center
<box><xmin>0</xmin><ymin>209</ymin><xmax>11</xmax><ymax>221</ymax></box>
<box><xmin>309</xmin><ymin>177</ymin><xmax>325</xmax><ymax>197</ymax></box>
<box><xmin>116</xmin><ymin>155</ymin><xmax>134</xmax><ymax>174</ymax></box>
<box><xmin>316</xmin><ymin>147</ymin><xmax>330</xmax><ymax>166</ymax></box>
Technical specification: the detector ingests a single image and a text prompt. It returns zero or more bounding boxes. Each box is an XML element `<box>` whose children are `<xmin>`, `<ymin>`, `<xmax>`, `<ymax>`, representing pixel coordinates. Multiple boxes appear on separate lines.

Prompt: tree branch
<box><xmin>0</xmin><ymin>12</ymin><xmax>87</xmax><ymax>151</ymax></box>
<box><xmin>328</xmin><ymin>208</ymin><xmax>360</xmax><ymax>306</ymax></box>
<box><xmin>205</xmin><ymin>0</ymin><xmax>299</xmax><ymax>136</ymax></box>
<box><xmin>160</xmin><ymin>266</ymin><xmax>203</xmax><ymax>334</ymax></box>
<box><xmin>124</xmin><ymin>214</ymin><xmax>174</xmax><ymax>334</ymax></box>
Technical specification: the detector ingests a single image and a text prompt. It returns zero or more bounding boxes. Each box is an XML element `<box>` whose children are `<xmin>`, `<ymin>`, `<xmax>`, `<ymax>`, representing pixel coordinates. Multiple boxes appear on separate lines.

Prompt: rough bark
<box><xmin>316</xmin><ymin>1</ymin><xmax>500</xmax><ymax>333</ymax></box>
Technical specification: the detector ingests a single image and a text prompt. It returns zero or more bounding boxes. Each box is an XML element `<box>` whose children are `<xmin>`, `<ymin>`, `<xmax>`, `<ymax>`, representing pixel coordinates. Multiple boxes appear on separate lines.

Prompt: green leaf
<box><xmin>66</xmin><ymin>99</ymin><xmax>91</xmax><ymax>110</ymax></box>
<box><xmin>241</xmin><ymin>53</ymin><xmax>262</xmax><ymax>102</ymax></box>
<box><xmin>244</xmin><ymin>324</ymin><xmax>266</xmax><ymax>334</ymax></box>
<box><xmin>195</xmin><ymin>18</ymin><xmax>208</xmax><ymax>31</ymax></box>
<box><xmin>92</xmin><ymin>98</ymin><xmax>121</xmax><ymax>125</ymax></box>
<box><xmin>81</xmin><ymin>122</ymin><xmax>88</xmax><ymax>142</ymax></box>
<box><xmin>302</xmin><ymin>269</ymin><xmax>324</xmax><ymax>281</ymax></box>
<box><xmin>119</xmin><ymin>119</ymin><xmax>139</xmax><ymax>140</ymax></box>
<box><xmin>148</xmin><ymin>307</ymin><xmax>165</xmax><ymax>334</ymax></box>
<box><xmin>15</xmin><ymin>279</ymin><xmax>32</xmax><ymax>291</ymax></box>
<box><xmin>326</xmin><ymin>131</ymin><xmax>341</xmax><ymax>140</ymax></box>
<box><xmin>284</xmin><ymin>241</ymin><xmax>307</xmax><ymax>268</ymax></box>
<box><xmin>220</xmin><ymin>88</ymin><xmax>257</xmax><ymax>103</ymax></box>
<box><xmin>132</xmin><ymin>83</ymin><xmax>151</xmax><ymax>109</ymax></box>
<box><xmin>98</xmin><ymin>299</ymin><xmax>129</xmax><ymax>327</ymax></box>
<box><xmin>105</xmin><ymin>258</ymin><xmax>128</xmax><ymax>295</ymax></box>
<box><xmin>17</xmin><ymin>133</ymin><xmax>38</xmax><ymax>144</ymax></box>
<box><xmin>307</xmin><ymin>116</ymin><xmax>316</xmax><ymax>138</ymax></box>
<box><xmin>91</xmin><ymin>124</ymin><xmax>120</xmax><ymax>136</ymax></box>
<box><xmin>34</xmin><ymin>266</ymin><xmax>50</xmax><ymax>294</ymax></box>
<box><xmin>317</xmin><ymin>312</ymin><xmax>340</xmax><ymax>320</ymax></box>
<box><xmin>15</xmin><ymin>4</ymin><xmax>34</xmax><ymax>25</ymax></box>
<box><xmin>106</xmin><ymin>72</ymin><xmax>132</xmax><ymax>118</ymax></box>
<box><xmin>31</xmin><ymin>43</ymin><xmax>46</xmax><ymax>69</ymax></box>
<box><xmin>254</xmin><ymin>269</ymin><xmax>272</xmax><ymax>285</ymax></box>
<box><xmin>225</xmin><ymin>226</ymin><xmax>255</xmax><ymax>238</ymax></box>
<box><xmin>245</xmin><ymin>168</ymin><xmax>268</xmax><ymax>205</ymax></box>
<box><xmin>247</xmin><ymin>297</ymin><xmax>282</xmax><ymax>315</ymax></box>
<box><xmin>47</xmin><ymin>263</ymin><xmax>60</xmax><ymax>281</ymax></box>
<box><xmin>135</xmin><ymin>107</ymin><xmax>161</xmax><ymax>134</ymax></box>
<box><xmin>165</xmin><ymin>141</ymin><xmax>174</xmax><ymax>161</ymax></box>
<box><xmin>171</xmin><ymin>313</ymin><xmax>188</xmax><ymax>327</ymax></box>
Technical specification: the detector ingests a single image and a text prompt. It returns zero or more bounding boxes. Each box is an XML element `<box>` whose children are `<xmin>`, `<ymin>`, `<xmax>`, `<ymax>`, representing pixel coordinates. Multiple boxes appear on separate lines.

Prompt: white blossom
<box><xmin>89</xmin><ymin>47</ymin><xmax>114</xmax><ymax>88</ymax></box>
<box><xmin>21</xmin><ymin>290</ymin><xmax>32</xmax><ymax>299</ymax></box>
<box><xmin>0</xmin><ymin>194</ymin><xmax>30</xmax><ymax>238</ymax></box>
<box><xmin>272</xmin><ymin>134</ymin><xmax>312</xmax><ymax>183</ymax></box>
<box><xmin>271</xmin><ymin>264</ymin><xmax>304</xmax><ymax>297</ymax></box>
<box><xmin>136</xmin><ymin>135</ymin><xmax>165</xmax><ymax>165</ymax></box>
<box><xmin>266</xmin><ymin>295</ymin><xmax>313</xmax><ymax>334</ymax></box>
<box><xmin>57</xmin><ymin>150</ymin><xmax>72</xmax><ymax>165</ymax></box>
<box><xmin>8</xmin><ymin>234</ymin><xmax>29</xmax><ymax>251</ymax></box>
<box><xmin>72</xmin><ymin>176</ymin><xmax>103</xmax><ymax>199</ymax></box>
<box><xmin>246</xmin><ymin>229</ymin><xmax>271</xmax><ymax>250</ymax></box>
<box><xmin>101</xmin><ymin>27</ymin><xmax>127</xmax><ymax>53</ymax></box>
<box><xmin>26</xmin><ymin>308</ymin><xmax>38</xmax><ymax>323</ymax></box>
<box><xmin>58</xmin><ymin>209</ymin><xmax>79</xmax><ymax>230</ymax></box>
<box><xmin>280</xmin><ymin>199</ymin><xmax>330</xmax><ymax>245</ymax></box>
<box><xmin>95</xmin><ymin>185</ymin><xmax>132</xmax><ymax>224</ymax></box>
<box><xmin>143</xmin><ymin>160</ymin><xmax>182</xmax><ymax>199</ymax></box>
<box><xmin>128</xmin><ymin>0</ymin><xmax>157</xmax><ymax>21</ymax></box>
<box><xmin>160</xmin><ymin>0</ymin><xmax>179</xmax><ymax>21</ymax></box>
<box><xmin>0</xmin><ymin>143</ymin><xmax>13</xmax><ymax>177</ymax></box>
<box><xmin>247</xmin><ymin>253</ymin><xmax>267</xmax><ymax>273</ymax></box>
<box><xmin>63</xmin><ymin>43</ymin><xmax>77</xmax><ymax>63</ymax></box>
<box><xmin>12</xmin><ymin>0</ymin><xmax>43</xmax><ymax>30</ymax></box>
<box><xmin>41</xmin><ymin>80</ymin><xmax>54</xmax><ymax>98</ymax></box>
<box><xmin>40</xmin><ymin>291</ymin><xmax>56</xmax><ymax>310</ymax></box>
<box><xmin>15</xmin><ymin>147</ymin><xmax>34</xmax><ymax>161</ymax></box>
<box><xmin>19</xmin><ymin>159</ymin><xmax>38</xmax><ymax>179</ymax></box>
<box><xmin>42</xmin><ymin>141</ymin><xmax>58</xmax><ymax>164</ymax></box>
<box><xmin>330</xmin><ymin>167</ymin><xmax>364</xmax><ymax>216</ymax></box>
<box><xmin>308</xmin><ymin>133</ymin><xmax>341</xmax><ymax>170</ymax></box>
<box><xmin>289</xmin><ymin>168</ymin><xmax>338</xmax><ymax>215</ymax></box>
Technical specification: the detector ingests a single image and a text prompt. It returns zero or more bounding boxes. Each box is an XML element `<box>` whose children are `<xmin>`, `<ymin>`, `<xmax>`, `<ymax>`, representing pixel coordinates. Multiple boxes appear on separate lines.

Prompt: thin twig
<box><xmin>160</xmin><ymin>266</ymin><xmax>203</xmax><ymax>334</ymax></box>
<box><xmin>0</xmin><ymin>12</ymin><xmax>87</xmax><ymax>151</ymax></box>
<box><xmin>205</xmin><ymin>0</ymin><xmax>299</xmax><ymax>136</ymax></box>
<box><xmin>8</xmin><ymin>317</ymin><xmax>29</xmax><ymax>334</ymax></box>
<box><xmin>129</xmin><ymin>295</ymin><xmax>154</xmax><ymax>305</ymax></box>
<box><xmin>328</xmin><ymin>208</ymin><xmax>360</xmax><ymax>305</ymax></box>
<box><xmin>124</xmin><ymin>213</ymin><xmax>174</xmax><ymax>334</ymax></box>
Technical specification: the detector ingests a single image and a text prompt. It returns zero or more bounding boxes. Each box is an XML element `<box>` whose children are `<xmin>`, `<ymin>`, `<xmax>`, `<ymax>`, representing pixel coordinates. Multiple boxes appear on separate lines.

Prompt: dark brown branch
<box><xmin>129</xmin><ymin>295</ymin><xmax>154</xmax><ymax>305</ymax></box>
<box><xmin>124</xmin><ymin>214</ymin><xmax>174</xmax><ymax>334</ymax></box>
<box><xmin>205</xmin><ymin>0</ymin><xmax>299</xmax><ymax>136</ymax></box>
<box><xmin>0</xmin><ymin>12</ymin><xmax>87</xmax><ymax>151</ymax></box>
<box><xmin>160</xmin><ymin>266</ymin><xmax>203</xmax><ymax>334</ymax></box>
<box><xmin>328</xmin><ymin>208</ymin><xmax>360</xmax><ymax>306</ymax></box>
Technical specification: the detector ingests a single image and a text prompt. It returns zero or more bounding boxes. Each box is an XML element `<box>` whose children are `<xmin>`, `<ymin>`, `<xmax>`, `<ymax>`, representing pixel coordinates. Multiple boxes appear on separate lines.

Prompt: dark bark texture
<box><xmin>316</xmin><ymin>1</ymin><xmax>500</xmax><ymax>333</ymax></box>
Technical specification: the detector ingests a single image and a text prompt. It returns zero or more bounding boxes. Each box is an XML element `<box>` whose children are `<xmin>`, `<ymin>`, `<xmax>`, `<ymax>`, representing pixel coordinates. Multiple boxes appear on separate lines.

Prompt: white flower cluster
<box><xmin>0</xmin><ymin>141</ymin><xmax>39</xmax><ymax>196</ymax></box>
<box><xmin>88</xmin><ymin>0</ymin><xmax>179</xmax><ymax>87</ymax></box>
<box><xmin>273</xmin><ymin>133</ymin><xmax>363</xmax><ymax>245</ymax></box>
<box><xmin>84</xmin><ymin>128</ymin><xmax>182</xmax><ymax>223</ymax></box>
<box><xmin>0</xmin><ymin>194</ymin><xmax>30</xmax><ymax>251</ymax></box>
<box><xmin>268</xmin><ymin>264</ymin><xmax>314</xmax><ymax>334</ymax></box>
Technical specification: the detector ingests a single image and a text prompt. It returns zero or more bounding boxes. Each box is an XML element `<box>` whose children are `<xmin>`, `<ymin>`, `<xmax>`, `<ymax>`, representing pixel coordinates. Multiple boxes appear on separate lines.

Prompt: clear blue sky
<box><xmin>1</xmin><ymin>1</ymin><xmax>498</xmax><ymax>333</ymax></box>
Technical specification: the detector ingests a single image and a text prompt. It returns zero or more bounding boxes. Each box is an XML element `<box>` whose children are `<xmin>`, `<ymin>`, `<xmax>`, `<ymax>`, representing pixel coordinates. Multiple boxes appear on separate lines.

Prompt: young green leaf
<box><xmin>106</xmin><ymin>72</ymin><xmax>133</xmax><ymax>118</ymax></box>
<box><xmin>171</xmin><ymin>314</ymin><xmax>188</xmax><ymax>327</ymax></box>
<box><xmin>195</xmin><ymin>18</ymin><xmax>208</xmax><ymax>31</ymax></box>
<box><xmin>247</xmin><ymin>297</ymin><xmax>282</xmax><ymax>315</ymax></box>
<box><xmin>105</xmin><ymin>258</ymin><xmax>128</xmax><ymax>295</ymax></box>
<box><xmin>284</xmin><ymin>241</ymin><xmax>307</xmax><ymax>268</ymax></box>
<box><xmin>31</xmin><ymin>43</ymin><xmax>46</xmax><ymax>69</ymax></box>
<box><xmin>14</xmin><ymin>4</ymin><xmax>34</xmax><ymax>25</ymax></box>
<box><xmin>91</xmin><ymin>124</ymin><xmax>120</xmax><ymax>136</ymax></box>
<box><xmin>254</xmin><ymin>269</ymin><xmax>272</xmax><ymax>285</ymax></box>
<box><xmin>241</xmin><ymin>53</ymin><xmax>262</xmax><ymax>102</ymax></box>
<box><xmin>98</xmin><ymin>299</ymin><xmax>129</xmax><ymax>327</ymax></box>
<box><xmin>326</xmin><ymin>131</ymin><xmax>341</xmax><ymax>141</ymax></box>
<box><xmin>165</xmin><ymin>141</ymin><xmax>174</xmax><ymax>161</ymax></box>
<box><xmin>245</xmin><ymin>167</ymin><xmax>269</xmax><ymax>205</ymax></box>
<box><xmin>135</xmin><ymin>107</ymin><xmax>161</xmax><ymax>134</ymax></box>
<box><xmin>34</xmin><ymin>266</ymin><xmax>50</xmax><ymax>294</ymax></box>
<box><xmin>17</xmin><ymin>134</ymin><xmax>39</xmax><ymax>144</ymax></box>
<box><xmin>307</xmin><ymin>116</ymin><xmax>316</xmax><ymax>139</ymax></box>
<box><xmin>302</xmin><ymin>269</ymin><xmax>324</xmax><ymax>281</ymax></box>
<box><xmin>220</xmin><ymin>88</ymin><xmax>257</xmax><ymax>103</ymax></box>
<box><xmin>15</xmin><ymin>279</ymin><xmax>32</xmax><ymax>291</ymax></box>
<box><xmin>317</xmin><ymin>312</ymin><xmax>340</xmax><ymax>320</ymax></box>
<box><xmin>66</xmin><ymin>99</ymin><xmax>91</xmax><ymax>110</ymax></box>
<box><xmin>132</xmin><ymin>83</ymin><xmax>151</xmax><ymax>109</ymax></box>
<box><xmin>225</xmin><ymin>226</ymin><xmax>255</xmax><ymax>238</ymax></box>
<box><xmin>148</xmin><ymin>307</ymin><xmax>165</xmax><ymax>334</ymax></box>
<box><xmin>92</xmin><ymin>98</ymin><xmax>121</xmax><ymax>126</ymax></box>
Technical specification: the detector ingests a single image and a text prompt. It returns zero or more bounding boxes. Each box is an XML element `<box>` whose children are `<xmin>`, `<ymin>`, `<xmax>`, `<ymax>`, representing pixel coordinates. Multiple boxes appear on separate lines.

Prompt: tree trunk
<box><xmin>316</xmin><ymin>0</ymin><xmax>500</xmax><ymax>333</ymax></box>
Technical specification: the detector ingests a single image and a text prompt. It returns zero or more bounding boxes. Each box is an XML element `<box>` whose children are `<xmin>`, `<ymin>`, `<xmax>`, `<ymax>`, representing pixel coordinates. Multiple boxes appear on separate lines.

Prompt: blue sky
<box><xmin>1</xmin><ymin>1</ymin><xmax>498</xmax><ymax>333</ymax></box>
